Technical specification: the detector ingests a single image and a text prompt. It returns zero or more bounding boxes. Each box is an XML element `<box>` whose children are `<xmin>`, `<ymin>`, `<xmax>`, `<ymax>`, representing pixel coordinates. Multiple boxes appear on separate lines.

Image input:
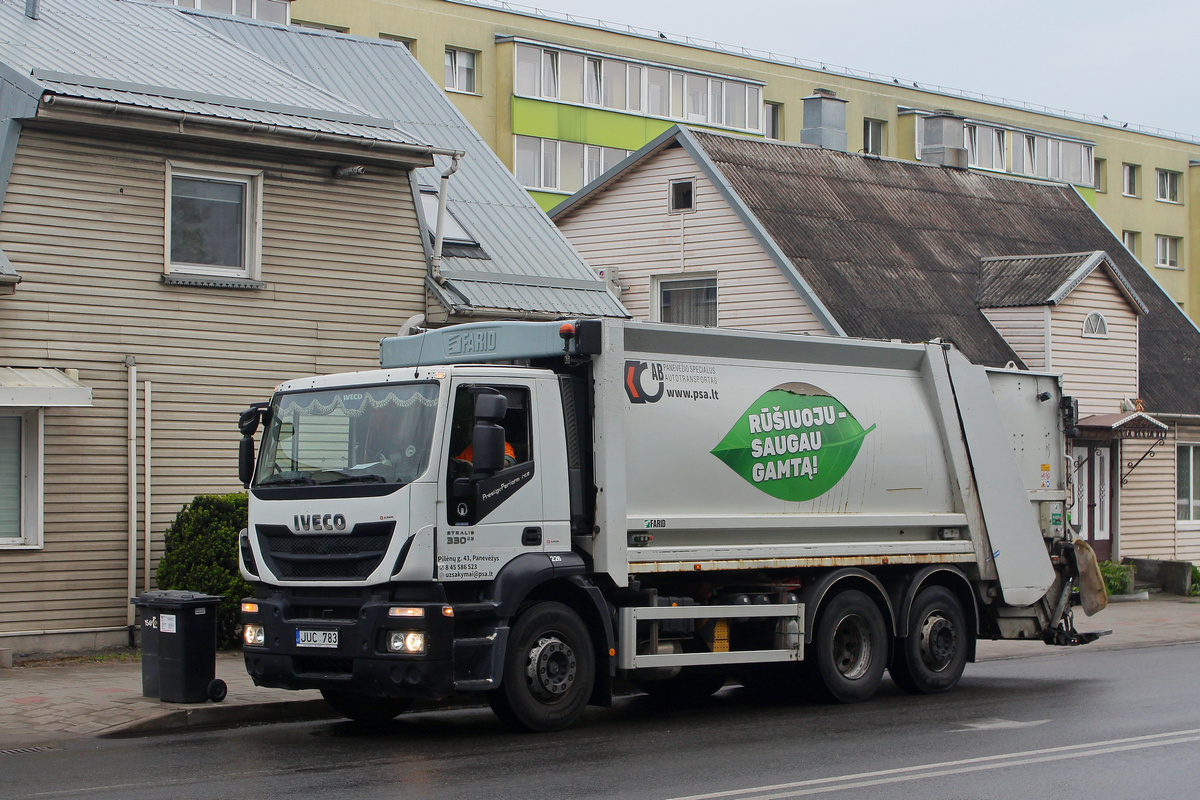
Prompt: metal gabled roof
<box><xmin>0</xmin><ymin>0</ymin><xmax>428</xmax><ymax>146</ymax></box>
<box><xmin>192</xmin><ymin>13</ymin><xmax>627</xmax><ymax>320</ymax></box>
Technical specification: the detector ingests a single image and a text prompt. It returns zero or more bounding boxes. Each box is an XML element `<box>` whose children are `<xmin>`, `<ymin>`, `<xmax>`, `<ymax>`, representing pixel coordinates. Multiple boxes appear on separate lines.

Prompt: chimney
<box><xmin>800</xmin><ymin>88</ymin><xmax>848</xmax><ymax>152</ymax></box>
<box><xmin>25</xmin><ymin>0</ymin><xmax>40</xmax><ymax>20</ymax></box>
<box><xmin>921</xmin><ymin>111</ymin><xmax>968</xmax><ymax>169</ymax></box>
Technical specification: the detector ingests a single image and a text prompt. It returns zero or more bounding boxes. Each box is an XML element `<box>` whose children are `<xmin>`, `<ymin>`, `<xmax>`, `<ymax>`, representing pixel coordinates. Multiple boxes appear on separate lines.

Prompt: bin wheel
<box><xmin>207</xmin><ymin>679</ymin><xmax>228</xmax><ymax>703</ymax></box>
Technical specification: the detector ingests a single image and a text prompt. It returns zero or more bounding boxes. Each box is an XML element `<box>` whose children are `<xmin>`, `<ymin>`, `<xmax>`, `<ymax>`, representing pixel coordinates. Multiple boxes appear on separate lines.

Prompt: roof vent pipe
<box><xmin>800</xmin><ymin>89</ymin><xmax>848</xmax><ymax>152</ymax></box>
<box><xmin>25</xmin><ymin>0</ymin><xmax>40</xmax><ymax>20</ymax></box>
<box><xmin>921</xmin><ymin>111</ymin><xmax>969</xmax><ymax>169</ymax></box>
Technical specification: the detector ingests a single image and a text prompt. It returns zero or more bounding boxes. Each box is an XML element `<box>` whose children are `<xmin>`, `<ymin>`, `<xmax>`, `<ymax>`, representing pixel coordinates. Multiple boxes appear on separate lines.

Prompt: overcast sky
<box><xmin>496</xmin><ymin>0</ymin><xmax>1200</xmax><ymax>139</ymax></box>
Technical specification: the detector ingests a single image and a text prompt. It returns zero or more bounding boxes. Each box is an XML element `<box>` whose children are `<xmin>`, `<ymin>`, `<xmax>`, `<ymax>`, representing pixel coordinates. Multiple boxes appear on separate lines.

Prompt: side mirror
<box><xmin>472</xmin><ymin>392</ymin><xmax>508</xmax><ymax>478</ymax></box>
<box><xmin>239</xmin><ymin>436</ymin><xmax>256</xmax><ymax>487</ymax></box>
<box><xmin>239</xmin><ymin>405</ymin><xmax>262</xmax><ymax>436</ymax></box>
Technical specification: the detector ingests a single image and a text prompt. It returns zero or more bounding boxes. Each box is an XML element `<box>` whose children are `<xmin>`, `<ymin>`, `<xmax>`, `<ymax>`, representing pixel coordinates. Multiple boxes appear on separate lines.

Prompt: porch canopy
<box><xmin>0</xmin><ymin>367</ymin><xmax>92</xmax><ymax>407</ymax></box>
<box><xmin>1075</xmin><ymin>411</ymin><xmax>1167</xmax><ymax>440</ymax></box>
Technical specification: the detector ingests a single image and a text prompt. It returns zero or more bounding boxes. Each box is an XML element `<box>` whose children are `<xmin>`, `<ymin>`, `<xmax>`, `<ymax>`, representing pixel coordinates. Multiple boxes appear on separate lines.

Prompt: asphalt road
<box><xmin>6</xmin><ymin>642</ymin><xmax>1199</xmax><ymax>800</ymax></box>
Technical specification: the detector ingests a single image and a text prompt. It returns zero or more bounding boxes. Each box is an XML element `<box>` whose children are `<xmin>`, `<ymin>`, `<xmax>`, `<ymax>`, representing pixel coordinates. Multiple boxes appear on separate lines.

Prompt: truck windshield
<box><xmin>254</xmin><ymin>382</ymin><xmax>440</xmax><ymax>488</ymax></box>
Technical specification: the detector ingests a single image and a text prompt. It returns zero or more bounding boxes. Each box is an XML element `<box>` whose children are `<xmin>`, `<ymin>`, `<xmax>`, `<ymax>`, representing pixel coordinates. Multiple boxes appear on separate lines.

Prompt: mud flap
<box><xmin>1073</xmin><ymin>539</ymin><xmax>1109</xmax><ymax>617</ymax></box>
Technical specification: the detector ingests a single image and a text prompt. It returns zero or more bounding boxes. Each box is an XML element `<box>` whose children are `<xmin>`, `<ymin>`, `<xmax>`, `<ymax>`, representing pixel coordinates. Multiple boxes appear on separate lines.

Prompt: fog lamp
<box><xmin>387</xmin><ymin>631</ymin><xmax>425</xmax><ymax>653</ymax></box>
<box><xmin>243</xmin><ymin>624</ymin><xmax>265</xmax><ymax>646</ymax></box>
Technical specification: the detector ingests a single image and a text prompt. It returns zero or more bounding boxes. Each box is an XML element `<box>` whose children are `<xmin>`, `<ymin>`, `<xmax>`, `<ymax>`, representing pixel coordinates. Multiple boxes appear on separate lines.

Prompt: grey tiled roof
<box><xmin>558</xmin><ymin>126</ymin><xmax>1200</xmax><ymax>414</ymax></box>
<box><xmin>684</xmin><ymin>130</ymin><xmax>1200</xmax><ymax>414</ymax></box>
<box><xmin>977</xmin><ymin>251</ymin><xmax>1147</xmax><ymax>313</ymax></box>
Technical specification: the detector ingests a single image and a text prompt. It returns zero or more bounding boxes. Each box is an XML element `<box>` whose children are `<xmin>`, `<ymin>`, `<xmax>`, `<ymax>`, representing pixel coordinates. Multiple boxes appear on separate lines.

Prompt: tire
<box><xmin>488</xmin><ymin>602</ymin><xmax>595</xmax><ymax>732</ymax></box>
<box><xmin>808</xmin><ymin>589</ymin><xmax>888</xmax><ymax>703</ymax></box>
<box><xmin>640</xmin><ymin>668</ymin><xmax>728</xmax><ymax>703</ymax></box>
<box><xmin>320</xmin><ymin>689</ymin><xmax>412</xmax><ymax>723</ymax></box>
<box><xmin>207</xmin><ymin>678</ymin><xmax>228</xmax><ymax>703</ymax></box>
<box><xmin>889</xmin><ymin>586</ymin><xmax>968</xmax><ymax>694</ymax></box>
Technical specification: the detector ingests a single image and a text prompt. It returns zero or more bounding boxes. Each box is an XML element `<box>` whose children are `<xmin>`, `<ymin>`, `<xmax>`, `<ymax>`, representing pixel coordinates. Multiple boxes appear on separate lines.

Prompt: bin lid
<box><xmin>131</xmin><ymin>590</ymin><xmax>225</xmax><ymax>607</ymax></box>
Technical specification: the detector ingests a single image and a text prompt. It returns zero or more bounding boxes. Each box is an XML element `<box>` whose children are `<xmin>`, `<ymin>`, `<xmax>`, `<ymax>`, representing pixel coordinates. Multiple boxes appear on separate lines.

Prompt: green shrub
<box><xmin>1190</xmin><ymin>565</ymin><xmax>1200</xmax><ymax>597</ymax></box>
<box><xmin>1098</xmin><ymin>560</ymin><xmax>1134</xmax><ymax>596</ymax></box>
<box><xmin>156</xmin><ymin>493</ymin><xmax>251</xmax><ymax>649</ymax></box>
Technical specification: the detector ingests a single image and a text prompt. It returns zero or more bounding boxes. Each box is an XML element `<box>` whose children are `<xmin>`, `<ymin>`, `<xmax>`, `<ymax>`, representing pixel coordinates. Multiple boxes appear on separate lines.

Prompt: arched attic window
<box><xmin>1082</xmin><ymin>311</ymin><xmax>1109</xmax><ymax>338</ymax></box>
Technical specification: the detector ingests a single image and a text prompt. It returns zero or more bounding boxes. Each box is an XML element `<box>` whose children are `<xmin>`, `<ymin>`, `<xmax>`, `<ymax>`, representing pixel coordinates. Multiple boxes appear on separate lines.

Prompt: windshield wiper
<box><xmin>320</xmin><ymin>474</ymin><xmax>389</xmax><ymax>485</ymax></box>
<box><xmin>256</xmin><ymin>474</ymin><xmax>316</xmax><ymax>487</ymax></box>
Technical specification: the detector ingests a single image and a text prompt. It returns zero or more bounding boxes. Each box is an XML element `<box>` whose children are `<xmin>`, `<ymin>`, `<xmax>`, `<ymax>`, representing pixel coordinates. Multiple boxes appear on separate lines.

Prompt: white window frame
<box><xmin>445</xmin><ymin>47</ymin><xmax>478</xmax><ymax>94</ymax></box>
<box><xmin>1155</xmin><ymin>235</ymin><xmax>1181</xmax><ymax>269</ymax></box>
<box><xmin>864</xmin><ymin>118</ymin><xmax>884</xmax><ymax>156</ymax></box>
<box><xmin>1094</xmin><ymin>158</ymin><xmax>1106</xmax><ymax>192</ymax></box>
<box><xmin>1122</xmin><ymin>163</ymin><xmax>1139</xmax><ymax>197</ymax></box>
<box><xmin>164</xmin><ymin>162</ymin><xmax>263</xmax><ymax>281</ymax></box>
<box><xmin>0</xmin><ymin>409</ymin><xmax>44</xmax><ymax>549</ymax></box>
<box><xmin>992</xmin><ymin>129</ymin><xmax>1007</xmax><ymax>171</ymax></box>
<box><xmin>668</xmin><ymin>178</ymin><xmax>696</xmax><ymax>213</ymax></box>
<box><xmin>655</xmin><ymin>274</ymin><xmax>718</xmax><ymax>327</ymax></box>
<box><xmin>1156</xmin><ymin>169</ymin><xmax>1181</xmax><ymax>203</ymax></box>
<box><xmin>1081</xmin><ymin>311</ymin><xmax>1109</xmax><ymax>338</ymax></box>
<box><xmin>1177</xmin><ymin>444</ymin><xmax>1200</xmax><ymax>524</ymax></box>
<box><xmin>1122</xmin><ymin>230</ymin><xmax>1140</xmax><ymax>259</ymax></box>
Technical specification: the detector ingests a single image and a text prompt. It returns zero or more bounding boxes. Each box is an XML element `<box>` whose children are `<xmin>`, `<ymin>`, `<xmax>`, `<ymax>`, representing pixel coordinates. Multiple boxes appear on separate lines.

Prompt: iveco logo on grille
<box><xmin>293</xmin><ymin>514</ymin><xmax>347</xmax><ymax>532</ymax></box>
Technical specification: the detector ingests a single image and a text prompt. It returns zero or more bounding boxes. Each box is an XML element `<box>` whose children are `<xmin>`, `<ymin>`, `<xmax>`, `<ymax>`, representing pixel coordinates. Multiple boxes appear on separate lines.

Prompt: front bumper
<box><xmin>242</xmin><ymin>593</ymin><xmax>456</xmax><ymax>699</ymax></box>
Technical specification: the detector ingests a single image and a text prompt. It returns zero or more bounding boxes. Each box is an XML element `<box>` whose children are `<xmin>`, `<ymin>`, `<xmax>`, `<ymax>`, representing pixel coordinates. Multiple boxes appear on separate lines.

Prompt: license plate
<box><xmin>296</xmin><ymin>629</ymin><xmax>339</xmax><ymax>649</ymax></box>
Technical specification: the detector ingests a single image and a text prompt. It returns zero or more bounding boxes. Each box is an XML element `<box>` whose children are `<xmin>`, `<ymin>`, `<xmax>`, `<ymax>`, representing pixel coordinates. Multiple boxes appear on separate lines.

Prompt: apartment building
<box><xmin>286</xmin><ymin>0</ymin><xmax>1200</xmax><ymax>321</ymax></box>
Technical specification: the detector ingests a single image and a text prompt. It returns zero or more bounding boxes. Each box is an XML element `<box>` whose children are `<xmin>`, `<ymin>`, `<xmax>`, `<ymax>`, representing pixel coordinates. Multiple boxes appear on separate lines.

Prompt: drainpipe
<box><xmin>144</xmin><ymin>381</ymin><xmax>152</xmax><ymax>592</ymax></box>
<box><xmin>429</xmin><ymin>154</ymin><xmax>462</xmax><ymax>285</ymax></box>
<box><xmin>125</xmin><ymin>356</ymin><xmax>137</xmax><ymax>646</ymax></box>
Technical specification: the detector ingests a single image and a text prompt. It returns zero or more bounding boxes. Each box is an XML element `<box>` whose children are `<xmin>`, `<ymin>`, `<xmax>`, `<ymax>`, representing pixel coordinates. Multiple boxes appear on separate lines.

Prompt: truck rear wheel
<box><xmin>488</xmin><ymin>602</ymin><xmax>595</xmax><ymax>732</ymax></box>
<box><xmin>889</xmin><ymin>586</ymin><xmax>968</xmax><ymax>694</ymax></box>
<box><xmin>809</xmin><ymin>589</ymin><xmax>887</xmax><ymax>703</ymax></box>
<box><xmin>320</xmin><ymin>689</ymin><xmax>412</xmax><ymax>723</ymax></box>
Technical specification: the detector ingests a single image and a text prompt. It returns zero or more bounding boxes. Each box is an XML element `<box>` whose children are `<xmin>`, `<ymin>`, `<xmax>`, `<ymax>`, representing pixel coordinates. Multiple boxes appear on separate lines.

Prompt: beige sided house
<box><xmin>552</xmin><ymin>124</ymin><xmax>1200</xmax><ymax>566</ymax></box>
<box><xmin>0</xmin><ymin>0</ymin><xmax>623</xmax><ymax>655</ymax></box>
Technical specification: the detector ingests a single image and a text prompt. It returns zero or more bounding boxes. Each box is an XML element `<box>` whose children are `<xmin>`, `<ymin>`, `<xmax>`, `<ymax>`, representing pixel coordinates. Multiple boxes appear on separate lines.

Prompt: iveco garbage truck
<box><xmin>236</xmin><ymin>318</ymin><xmax>1106</xmax><ymax>731</ymax></box>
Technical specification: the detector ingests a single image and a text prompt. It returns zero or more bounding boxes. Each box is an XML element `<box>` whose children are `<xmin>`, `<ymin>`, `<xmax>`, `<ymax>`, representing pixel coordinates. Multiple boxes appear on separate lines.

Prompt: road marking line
<box><xmin>665</xmin><ymin>728</ymin><xmax>1200</xmax><ymax>800</ymax></box>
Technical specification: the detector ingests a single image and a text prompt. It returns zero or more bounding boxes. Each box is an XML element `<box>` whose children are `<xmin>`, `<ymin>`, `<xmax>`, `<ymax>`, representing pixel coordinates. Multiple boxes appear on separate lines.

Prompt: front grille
<box><xmin>256</xmin><ymin>521</ymin><xmax>395</xmax><ymax>581</ymax></box>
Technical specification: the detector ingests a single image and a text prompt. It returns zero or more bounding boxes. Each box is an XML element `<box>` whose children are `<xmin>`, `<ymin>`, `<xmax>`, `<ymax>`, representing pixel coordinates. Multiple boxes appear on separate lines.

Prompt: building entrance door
<box><xmin>1070</xmin><ymin>444</ymin><xmax>1112</xmax><ymax>561</ymax></box>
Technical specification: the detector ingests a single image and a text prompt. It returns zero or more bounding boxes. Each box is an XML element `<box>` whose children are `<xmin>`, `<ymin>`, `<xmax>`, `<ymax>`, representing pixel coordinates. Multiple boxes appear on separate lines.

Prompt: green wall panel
<box><xmin>512</xmin><ymin>97</ymin><xmax>674</xmax><ymax>151</ymax></box>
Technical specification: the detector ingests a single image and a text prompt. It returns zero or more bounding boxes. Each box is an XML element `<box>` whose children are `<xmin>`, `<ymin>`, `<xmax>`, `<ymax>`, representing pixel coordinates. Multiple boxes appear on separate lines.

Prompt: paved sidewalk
<box><xmin>1</xmin><ymin>594</ymin><xmax>1197</xmax><ymax>750</ymax></box>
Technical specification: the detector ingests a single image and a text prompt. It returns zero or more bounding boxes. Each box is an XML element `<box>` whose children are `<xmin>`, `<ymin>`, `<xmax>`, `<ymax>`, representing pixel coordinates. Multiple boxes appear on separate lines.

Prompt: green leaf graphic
<box><xmin>711</xmin><ymin>383</ymin><xmax>875</xmax><ymax>502</ymax></box>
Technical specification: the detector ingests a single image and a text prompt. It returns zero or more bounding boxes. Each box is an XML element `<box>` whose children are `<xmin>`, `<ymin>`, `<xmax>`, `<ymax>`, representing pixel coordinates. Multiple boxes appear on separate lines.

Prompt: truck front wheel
<box><xmin>809</xmin><ymin>589</ymin><xmax>887</xmax><ymax>703</ymax></box>
<box><xmin>488</xmin><ymin>602</ymin><xmax>595</xmax><ymax>732</ymax></box>
<box><xmin>889</xmin><ymin>586</ymin><xmax>968</xmax><ymax>694</ymax></box>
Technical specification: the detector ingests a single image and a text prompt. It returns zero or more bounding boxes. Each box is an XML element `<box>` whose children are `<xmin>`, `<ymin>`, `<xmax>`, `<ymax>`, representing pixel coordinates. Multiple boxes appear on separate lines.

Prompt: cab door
<box><xmin>436</xmin><ymin>380</ymin><xmax>545</xmax><ymax>582</ymax></box>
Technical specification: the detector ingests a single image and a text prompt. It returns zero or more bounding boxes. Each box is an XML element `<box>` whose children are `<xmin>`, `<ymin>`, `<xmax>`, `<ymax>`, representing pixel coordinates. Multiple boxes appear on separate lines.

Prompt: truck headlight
<box><xmin>243</xmin><ymin>624</ymin><xmax>265</xmax><ymax>646</ymax></box>
<box><xmin>387</xmin><ymin>631</ymin><xmax>425</xmax><ymax>653</ymax></box>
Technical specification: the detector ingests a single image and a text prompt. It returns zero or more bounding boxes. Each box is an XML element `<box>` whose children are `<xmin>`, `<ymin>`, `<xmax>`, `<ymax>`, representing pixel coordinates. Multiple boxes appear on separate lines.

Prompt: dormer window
<box><xmin>419</xmin><ymin>189</ymin><xmax>476</xmax><ymax>245</ymax></box>
<box><xmin>1082</xmin><ymin>311</ymin><xmax>1109</xmax><ymax>338</ymax></box>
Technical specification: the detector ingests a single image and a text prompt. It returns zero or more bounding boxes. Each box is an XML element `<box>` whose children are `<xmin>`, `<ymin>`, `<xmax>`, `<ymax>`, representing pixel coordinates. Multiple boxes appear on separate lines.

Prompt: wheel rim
<box><xmin>526</xmin><ymin>634</ymin><xmax>578</xmax><ymax>701</ymax></box>
<box><xmin>918</xmin><ymin>612</ymin><xmax>958</xmax><ymax>672</ymax></box>
<box><xmin>830</xmin><ymin>614</ymin><xmax>873</xmax><ymax>680</ymax></box>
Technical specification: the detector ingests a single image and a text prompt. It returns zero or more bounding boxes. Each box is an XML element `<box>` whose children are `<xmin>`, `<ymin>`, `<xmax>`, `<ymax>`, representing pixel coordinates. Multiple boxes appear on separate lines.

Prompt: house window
<box><xmin>1082</xmin><ymin>311</ymin><xmax>1109</xmax><ymax>338</ymax></box>
<box><xmin>418</xmin><ymin>190</ymin><xmax>476</xmax><ymax>246</ymax></box>
<box><xmin>379</xmin><ymin>33</ymin><xmax>415</xmax><ymax>52</ymax></box>
<box><xmin>764</xmin><ymin>102</ymin><xmax>782</xmax><ymax>140</ymax></box>
<box><xmin>1155</xmin><ymin>235</ymin><xmax>1181</xmax><ymax>269</ymax></box>
<box><xmin>660</xmin><ymin>276</ymin><xmax>717</xmax><ymax>326</ymax></box>
<box><xmin>515</xmin><ymin>135</ymin><xmax>627</xmax><ymax>191</ymax></box>
<box><xmin>993</xmin><ymin>129</ymin><xmax>1007</xmax><ymax>171</ymax></box>
<box><xmin>0</xmin><ymin>410</ymin><xmax>41</xmax><ymax>548</ymax></box>
<box><xmin>864</xmin><ymin>119</ymin><xmax>885</xmax><ymax>156</ymax></box>
<box><xmin>445</xmin><ymin>47</ymin><xmax>477</xmax><ymax>93</ymax></box>
<box><xmin>167</xmin><ymin>164</ymin><xmax>262</xmax><ymax>280</ymax></box>
<box><xmin>1123</xmin><ymin>230</ymin><xmax>1140</xmax><ymax>259</ymax></box>
<box><xmin>1022</xmin><ymin>135</ymin><xmax>1037</xmax><ymax>175</ymax></box>
<box><xmin>1122</xmin><ymin>163</ymin><xmax>1139</xmax><ymax>197</ymax></box>
<box><xmin>1177</xmin><ymin>445</ymin><xmax>1200</xmax><ymax>521</ymax></box>
<box><xmin>158</xmin><ymin>0</ymin><xmax>289</xmax><ymax>22</ymax></box>
<box><xmin>669</xmin><ymin>179</ymin><xmax>695</xmax><ymax>212</ymax></box>
<box><xmin>1156</xmin><ymin>169</ymin><xmax>1181</xmax><ymax>203</ymax></box>
<box><xmin>1094</xmin><ymin>158</ymin><xmax>1106</xmax><ymax>192</ymax></box>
